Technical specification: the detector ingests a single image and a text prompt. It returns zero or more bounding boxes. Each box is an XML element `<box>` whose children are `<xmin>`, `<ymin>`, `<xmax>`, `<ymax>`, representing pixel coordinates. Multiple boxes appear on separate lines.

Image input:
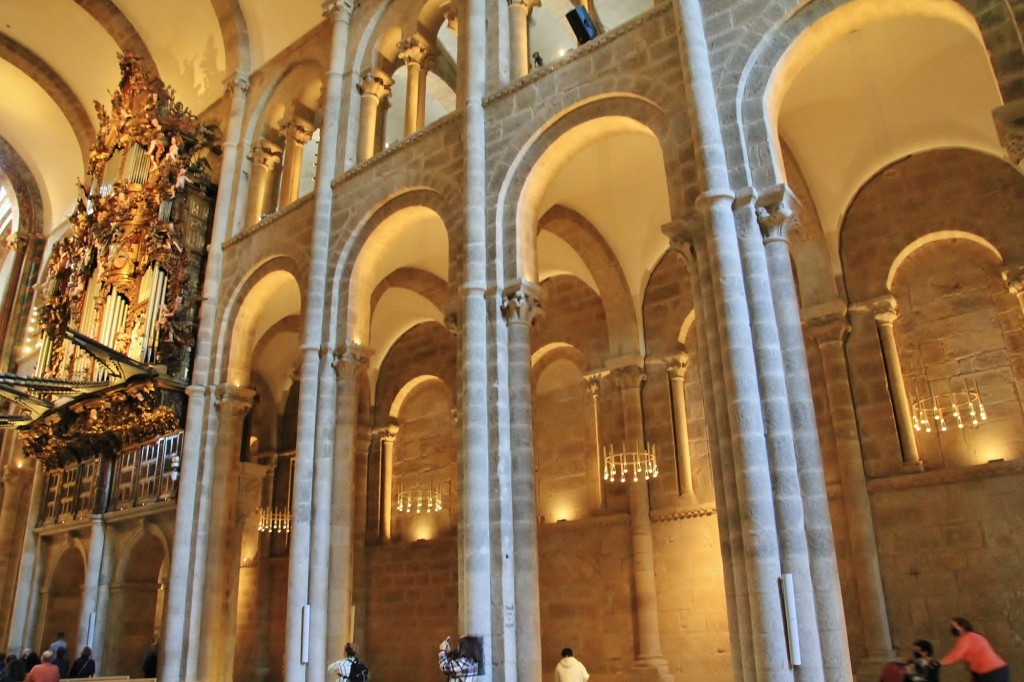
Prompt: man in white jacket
<box><xmin>555</xmin><ymin>647</ymin><xmax>590</xmax><ymax>682</ymax></box>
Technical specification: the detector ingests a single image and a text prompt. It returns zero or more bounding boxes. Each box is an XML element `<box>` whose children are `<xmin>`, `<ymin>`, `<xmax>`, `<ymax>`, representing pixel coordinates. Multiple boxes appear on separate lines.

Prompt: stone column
<box><xmin>278</xmin><ymin>119</ymin><xmax>314</xmax><ymax>208</ymax></box>
<box><xmin>807</xmin><ymin>308</ymin><xmax>894</xmax><ymax>669</ymax></box>
<box><xmin>417</xmin><ymin>54</ymin><xmax>434</xmax><ymax>130</ymax></box>
<box><xmin>0</xmin><ymin>463</ymin><xmax>32</xmax><ymax>648</ymax></box>
<box><xmin>243</xmin><ymin>140</ymin><xmax>282</xmax><ymax>227</ymax></box>
<box><xmin>379</xmin><ymin>425</ymin><xmax>398</xmax><ymax>541</ymax></box>
<box><xmin>871</xmin><ymin>296</ymin><xmax>921</xmax><ymax>469</ymax></box>
<box><xmin>664</xmin><ymin>222</ymin><xmax>752</xmax><ymax>682</ymax></box>
<box><xmin>76</xmin><ymin>516</ymin><xmax>106</xmax><ymax>655</ymax></box>
<box><xmin>219</xmin><ymin>461</ymin><xmax>268</xmax><ymax>682</ymax></box>
<box><xmin>735</xmin><ymin>189</ymin><xmax>824</xmax><ymax>680</ymax></box>
<box><xmin>398</xmin><ymin>36</ymin><xmax>430</xmax><ymax>137</ymax></box>
<box><xmin>163</xmin><ymin>71</ymin><xmax>248</xmax><ymax>682</ymax></box>
<box><xmin>326</xmin><ymin>347</ymin><xmax>365</xmax><ymax>659</ymax></box>
<box><xmin>584</xmin><ymin>373</ymin><xmax>605</xmax><ymax>511</ymax></box>
<box><xmin>288</xmin><ymin>6</ymin><xmax>353</xmax><ymax>682</ymax></box>
<box><xmin>612</xmin><ymin>366</ymin><xmax>674</xmax><ymax>681</ymax></box>
<box><xmin>508</xmin><ymin>0</ymin><xmax>540</xmax><ymax>80</ymax></box>
<box><xmin>758</xmin><ymin>185</ymin><xmax>852</xmax><ymax>681</ymax></box>
<box><xmin>664</xmin><ymin>354</ymin><xmax>695</xmax><ymax>499</ymax></box>
<box><xmin>672</xmin><ymin>1</ymin><xmax>791</xmax><ymax>676</ymax></box>
<box><xmin>356</xmin><ymin>73</ymin><xmax>391</xmax><ymax>162</ymax></box>
<box><xmin>501</xmin><ymin>282</ymin><xmax>544</xmax><ymax>682</ymax></box>
<box><xmin>199</xmin><ymin>384</ymin><xmax>255</xmax><ymax>682</ymax></box>
<box><xmin>7</xmin><ymin>461</ymin><xmax>44</xmax><ymax>654</ymax></box>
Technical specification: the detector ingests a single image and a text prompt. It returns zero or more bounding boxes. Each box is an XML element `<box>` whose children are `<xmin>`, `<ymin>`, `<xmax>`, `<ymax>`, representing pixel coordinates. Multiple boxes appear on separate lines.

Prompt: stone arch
<box><xmin>887</xmin><ymin>231</ymin><xmax>1003</xmax><ymax>292</ymax></box>
<box><xmin>210</xmin><ymin>0</ymin><xmax>251</xmax><ymax>80</ymax></box>
<box><xmin>389</xmin><ymin>374</ymin><xmax>448</xmax><ymax>419</ymax></box>
<box><xmin>331</xmin><ymin>187</ymin><xmax>454</xmax><ymax>347</ymax></box>
<box><xmin>641</xmin><ymin>249</ymin><xmax>695</xmax><ymax>359</ymax></box>
<box><xmin>39</xmin><ymin>539</ymin><xmax>86</xmax><ymax>655</ymax></box>
<box><xmin>370</xmin><ymin>267</ymin><xmax>448</xmax><ymax>316</ymax></box>
<box><xmin>242</xmin><ymin>59</ymin><xmax>326</xmax><ymax>148</ymax></box>
<box><xmin>73</xmin><ymin>0</ymin><xmax>159</xmax><ymax>77</ymax></box>
<box><xmin>105</xmin><ymin>525</ymin><xmax>169</xmax><ymax>675</ymax></box>
<box><xmin>530</xmin><ymin>342</ymin><xmax>587</xmax><ymax>392</ymax></box>
<box><xmin>373</xmin><ymin>321</ymin><xmax>456</xmax><ymax>418</ymax></box>
<box><xmin>538</xmin><ymin>205</ymin><xmax>639</xmax><ymax>359</ymax></box>
<box><xmin>0</xmin><ymin>135</ymin><xmax>44</xmax><ymax>238</ymax></box>
<box><xmin>840</xmin><ymin>149</ymin><xmax>1024</xmax><ymax>304</ymax></box>
<box><xmin>216</xmin><ymin>256</ymin><xmax>304</xmax><ymax>386</ymax></box>
<box><xmin>497</xmin><ymin>95</ymin><xmax>677</xmax><ymax>293</ymax></box>
<box><xmin>736</xmin><ymin>0</ymin><xmax>1019</xmax><ymax>190</ymax></box>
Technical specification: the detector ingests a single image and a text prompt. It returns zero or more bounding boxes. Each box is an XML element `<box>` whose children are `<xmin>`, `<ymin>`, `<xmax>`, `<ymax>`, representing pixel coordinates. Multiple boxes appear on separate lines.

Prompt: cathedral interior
<box><xmin>1</xmin><ymin>1</ymin><xmax>1023</xmax><ymax>681</ymax></box>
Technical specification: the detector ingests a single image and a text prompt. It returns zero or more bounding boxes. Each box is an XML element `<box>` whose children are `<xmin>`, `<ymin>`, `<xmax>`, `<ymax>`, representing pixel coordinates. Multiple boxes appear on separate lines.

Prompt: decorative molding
<box><xmin>867</xmin><ymin>459</ymin><xmax>1024</xmax><ymax>493</ymax></box>
<box><xmin>665</xmin><ymin>353</ymin><xmax>690</xmax><ymax>379</ymax></box>
<box><xmin>501</xmin><ymin>281</ymin><xmax>543</xmax><ymax>326</ymax></box>
<box><xmin>756</xmin><ymin>183</ymin><xmax>801</xmax><ymax>242</ymax></box>
<box><xmin>650</xmin><ymin>506</ymin><xmax>716</xmax><ymax>523</ymax></box>
<box><xmin>611</xmin><ymin>365</ymin><xmax>645</xmax><ymax>390</ymax></box>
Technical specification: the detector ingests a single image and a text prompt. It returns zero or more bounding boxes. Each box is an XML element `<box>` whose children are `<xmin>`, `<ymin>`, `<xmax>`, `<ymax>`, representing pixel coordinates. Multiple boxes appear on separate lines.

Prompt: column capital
<box><xmin>806</xmin><ymin>312</ymin><xmax>851</xmax><ymax>345</ymax></box>
<box><xmin>1002</xmin><ymin>263</ymin><xmax>1024</xmax><ymax>296</ymax></box>
<box><xmin>993</xmin><ymin>99</ymin><xmax>1024</xmax><ymax>173</ymax></box>
<box><xmin>397</xmin><ymin>35</ymin><xmax>431</xmax><ymax>66</ymax></box>
<box><xmin>250</xmin><ymin>140</ymin><xmax>282</xmax><ymax>170</ymax></box>
<box><xmin>321</xmin><ymin>0</ymin><xmax>355</xmax><ymax>20</ymax></box>
<box><xmin>584</xmin><ymin>371</ymin><xmax>607</xmax><ymax>397</ymax></box>
<box><xmin>378</xmin><ymin>424</ymin><xmax>399</xmax><ymax>443</ymax></box>
<box><xmin>501</xmin><ymin>281</ymin><xmax>544</xmax><ymax>326</ymax></box>
<box><xmin>662</xmin><ymin>210</ymin><xmax>704</xmax><ymax>256</ymax></box>
<box><xmin>611</xmin><ymin>365</ymin><xmax>645</xmax><ymax>390</ymax></box>
<box><xmin>284</xmin><ymin>118</ymin><xmax>315</xmax><ymax>145</ymax></box>
<box><xmin>756</xmin><ymin>183</ymin><xmax>801</xmax><ymax>243</ymax></box>
<box><xmin>214</xmin><ymin>384</ymin><xmax>256</xmax><ymax>414</ymax></box>
<box><xmin>333</xmin><ymin>341</ymin><xmax>370</xmax><ymax>379</ymax></box>
<box><xmin>665</xmin><ymin>352</ymin><xmax>690</xmax><ymax>379</ymax></box>
<box><xmin>357</xmin><ymin>72</ymin><xmax>392</xmax><ymax>100</ymax></box>
<box><xmin>867</xmin><ymin>294</ymin><xmax>899</xmax><ymax>325</ymax></box>
<box><xmin>224</xmin><ymin>73</ymin><xmax>250</xmax><ymax>97</ymax></box>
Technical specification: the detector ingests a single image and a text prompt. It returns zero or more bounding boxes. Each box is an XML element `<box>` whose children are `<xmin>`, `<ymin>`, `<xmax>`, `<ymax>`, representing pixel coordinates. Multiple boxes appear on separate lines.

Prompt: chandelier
<box><xmin>912</xmin><ymin>378</ymin><xmax>987</xmax><ymax>434</ymax></box>
<box><xmin>258</xmin><ymin>454</ymin><xmax>293</xmax><ymax>534</ymax></box>
<box><xmin>396</xmin><ymin>481</ymin><xmax>443</xmax><ymax>514</ymax></box>
<box><xmin>603</xmin><ymin>442</ymin><xmax>659</xmax><ymax>483</ymax></box>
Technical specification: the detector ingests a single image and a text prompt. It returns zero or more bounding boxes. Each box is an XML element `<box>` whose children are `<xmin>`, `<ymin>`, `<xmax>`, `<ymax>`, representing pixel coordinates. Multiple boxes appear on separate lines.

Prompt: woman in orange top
<box><xmin>939</xmin><ymin>617</ymin><xmax>1010</xmax><ymax>682</ymax></box>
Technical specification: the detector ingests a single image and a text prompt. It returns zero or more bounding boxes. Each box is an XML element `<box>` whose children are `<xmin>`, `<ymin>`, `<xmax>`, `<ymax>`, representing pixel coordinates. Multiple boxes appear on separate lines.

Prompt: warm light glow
<box><xmin>603</xmin><ymin>442</ymin><xmax>659</xmax><ymax>483</ymax></box>
<box><xmin>912</xmin><ymin>378</ymin><xmax>986</xmax><ymax>435</ymax></box>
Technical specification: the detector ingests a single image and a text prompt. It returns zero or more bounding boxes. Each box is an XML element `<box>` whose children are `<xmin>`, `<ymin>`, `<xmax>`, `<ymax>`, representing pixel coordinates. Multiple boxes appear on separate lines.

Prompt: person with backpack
<box><xmin>327</xmin><ymin>643</ymin><xmax>369</xmax><ymax>682</ymax></box>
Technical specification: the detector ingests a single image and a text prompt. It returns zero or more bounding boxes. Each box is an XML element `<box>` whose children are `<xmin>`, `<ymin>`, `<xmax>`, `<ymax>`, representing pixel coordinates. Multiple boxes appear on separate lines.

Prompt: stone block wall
<box><xmin>870</xmin><ymin>465</ymin><xmax>1024</xmax><ymax>682</ymax></box>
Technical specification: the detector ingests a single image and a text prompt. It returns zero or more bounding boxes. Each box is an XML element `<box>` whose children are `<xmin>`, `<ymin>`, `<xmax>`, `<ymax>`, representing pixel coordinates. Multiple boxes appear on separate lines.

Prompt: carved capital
<box><xmin>584</xmin><ymin>372</ymin><xmax>605</xmax><ymax>398</ymax></box>
<box><xmin>756</xmin><ymin>183</ymin><xmax>801</xmax><ymax>242</ymax></box>
<box><xmin>214</xmin><ymin>384</ymin><xmax>256</xmax><ymax>416</ymax></box>
<box><xmin>869</xmin><ymin>295</ymin><xmax>899</xmax><ymax>326</ymax></box>
<box><xmin>612</xmin><ymin>365</ymin><xmax>645</xmax><ymax>390</ymax></box>
<box><xmin>285</xmin><ymin>119</ymin><xmax>315</xmax><ymax>146</ymax></box>
<box><xmin>379</xmin><ymin>425</ymin><xmax>399</xmax><ymax>443</ymax></box>
<box><xmin>224</xmin><ymin>74</ymin><xmax>250</xmax><ymax>97</ymax></box>
<box><xmin>993</xmin><ymin>99</ymin><xmax>1024</xmax><ymax>173</ymax></box>
<box><xmin>397</xmin><ymin>35</ymin><xmax>431</xmax><ymax>66</ymax></box>
<box><xmin>662</xmin><ymin>210</ymin><xmax>704</xmax><ymax>259</ymax></box>
<box><xmin>250</xmin><ymin>141</ymin><xmax>282</xmax><ymax>170</ymax></box>
<box><xmin>501</xmin><ymin>281</ymin><xmax>543</xmax><ymax>326</ymax></box>
<box><xmin>806</xmin><ymin>312</ymin><xmax>851</xmax><ymax>345</ymax></box>
<box><xmin>357</xmin><ymin>72</ymin><xmax>391</xmax><ymax>100</ymax></box>
<box><xmin>665</xmin><ymin>352</ymin><xmax>690</xmax><ymax>379</ymax></box>
<box><xmin>322</xmin><ymin>0</ymin><xmax>354</xmax><ymax>20</ymax></box>
<box><xmin>1002</xmin><ymin>264</ymin><xmax>1024</xmax><ymax>296</ymax></box>
<box><xmin>333</xmin><ymin>342</ymin><xmax>369</xmax><ymax>379</ymax></box>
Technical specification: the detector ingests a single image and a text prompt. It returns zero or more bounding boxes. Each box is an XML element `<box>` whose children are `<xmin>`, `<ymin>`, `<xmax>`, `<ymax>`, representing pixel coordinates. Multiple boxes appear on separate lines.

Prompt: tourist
<box><xmin>438</xmin><ymin>636</ymin><xmax>479</xmax><ymax>679</ymax></box>
<box><xmin>24</xmin><ymin>652</ymin><xmax>58</xmax><ymax>682</ymax></box>
<box><xmin>68</xmin><ymin>647</ymin><xmax>95</xmax><ymax>679</ymax></box>
<box><xmin>938</xmin><ymin>617</ymin><xmax>1009</xmax><ymax>682</ymax></box>
<box><xmin>20</xmin><ymin>651</ymin><xmax>39</xmax><ymax>674</ymax></box>
<box><xmin>906</xmin><ymin>640</ymin><xmax>939</xmax><ymax>682</ymax></box>
<box><xmin>555</xmin><ymin>647</ymin><xmax>590</xmax><ymax>682</ymax></box>
<box><xmin>47</xmin><ymin>635</ymin><xmax>66</xmax><ymax>657</ymax></box>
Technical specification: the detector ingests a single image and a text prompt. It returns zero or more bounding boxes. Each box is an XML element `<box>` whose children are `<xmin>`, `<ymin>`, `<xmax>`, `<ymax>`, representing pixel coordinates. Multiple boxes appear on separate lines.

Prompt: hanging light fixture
<box><xmin>603</xmin><ymin>442</ymin><xmax>658</xmax><ymax>483</ymax></box>
<box><xmin>258</xmin><ymin>455</ymin><xmax>293</xmax><ymax>534</ymax></box>
<box><xmin>912</xmin><ymin>377</ymin><xmax>987</xmax><ymax>434</ymax></box>
<box><xmin>396</xmin><ymin>480</ymin><xmax>443</xmax><ymax>514</ymax></box>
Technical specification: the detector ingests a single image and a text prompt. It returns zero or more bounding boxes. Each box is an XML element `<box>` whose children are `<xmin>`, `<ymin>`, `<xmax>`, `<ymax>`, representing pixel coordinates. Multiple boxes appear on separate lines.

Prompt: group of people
<box><xmin>884</xmin><ymin>617</ymin><xmax>1011</xmax><ymax>682</ymax></box>
<box><xmin>0</xmin><ymin>633</ymin><xmax>96</xmax><ymax>682</ymax></box>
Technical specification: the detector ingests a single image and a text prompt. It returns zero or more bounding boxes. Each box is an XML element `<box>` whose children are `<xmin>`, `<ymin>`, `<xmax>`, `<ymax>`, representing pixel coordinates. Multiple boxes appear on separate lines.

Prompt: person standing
<box><xmin>939</xmin><ymin>617</ymin><xmax>1009</xmax><ymax>682</ymax></box>
<box><xmin>68</xmin><ymin>648</ymin><xmax>95</xmax><ymax>679</ymax></box>
<box><xmin>907</xmin><ymin>640</ymin><xmax>939</xmax><ymax>682</ymax></box>
<box><xmin>47</xmin><ymin>635</ymin><xmax>67</xmax><ymax>657</ymax></box>
<box><xmin>20</xmin><ymin>651</ymin><xmax>39</xmax><ymax>674</ymax></box>
<box><xmin>555</xmin><ymin>648</ymin><xmax>589</xmax><ymax>682</ymax></box>
<box><xmin>141</xmin><ymin>640</ymin><xmax>158</xmax><ymax>678</ymax></box>
<box><xmin>52</xmin><ymin>650</ymin><xmax>68</xmax><ymax>680</ymax></box>
<box><xmin>24</xmin><ymin>652</ymin><xmax>58</xmax><ymax>682</ymax></box>
<box><xmin>1</xmin><ymin>655</ymin><xmax>26</xmax><ymax>682</ymax></box>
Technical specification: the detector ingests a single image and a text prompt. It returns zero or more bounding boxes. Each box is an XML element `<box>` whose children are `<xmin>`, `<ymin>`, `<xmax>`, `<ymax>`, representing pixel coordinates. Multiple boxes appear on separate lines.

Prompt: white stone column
<box><xmin>757</xmin><ymin>185</ymin><xmax>852</xmax><ymax>681</ymax></box>
<box><xmin>612</xmin><ymin>366</ymin><xmax>674</xmax><ymax>682</ymax></box>
<box><xmin>417</xmin><ymin>54</ymin><xmax>433</xmax><ymax>130</ymax></box>
<box><xmin>665</xmin><ymin>354</ymin><xmax>695</xmax><ymax>499</ymax></box>
<box><xmin>356</xmin><ymin>73</ymin><xmax>390</xmax><ymax>163</ymax></box>
<box><xmin>199</xmin><ymin>384</ymin><xmax>255</xmax><ymax>682</ymax></box>
<box><xmin>672</xmin><ymin>0</ymin><xmax>792</xmax><ymax>675</ymax></box>
<box><xmin>871</xmin><ymin>296</ymin><xmax>922</xmax><ymax>469</ymax></box>
<box><xmin>398</xmin><ymin>36</ymin><xmax>430</xmax><ymax>137</ymax></box>
<box><xmin>664</xmin><ymin>222</ymin><xmax>751</xmax><ymax>682</ymax></box>
<box><xmin>379</xmin><ymin>425</ymin><xmax>398</xmax><ymax>541</ymax></box>
<box><xmin>278</xmin><ymin>119</ymin><xmax>314</xmax><ymax>208</ymax></box>
<box><xmin>76</xmin><ymin>516</ymin><xmax>106</xmax><ymax>655</ymax></box>
<box><xmin>735</xmin><ymin>189</ymin><xmax>824</xmax><ymax>681</ymax></box>
<box><xmin>501</xmin><ymin>282</ymin><xmax>544</xmax><ymax>682</ymax></box>
<box><xmin>807</xmin><ymin>309</ymin><xmax>894</xmax><ymax>667</ymax></box>
<box><xmin>584</xmin><ymin>374</ymin><xmax>605</xmax><ymax>511</ymax></box>
<box><xmin>0</xmin><ymin>463</ymin><xmax>32</xmax><ymax>646</ymax></box>
<box><xmin>507</xmin><ymin>0</ymin><xmax>539</xmax><ymax>80</ymax></box>
<box><xmin>5</xmin><ymin>461</ymin><xmax>43</xmax><ymax>653</ymax></box>
<box><xmin>326</xmin><ymin>347</ymin><xmax>365</xmax><ymax>657</ymax></box>
<box><xmin>460</xmin><ymin>0</ymin><xmax>495</xmax><ymax>665</ymax></box>
<box><xmin>285</xmin><ymin>5</ymin><xmax>353</xmax><ymax>682</ymax></box>
<box><xmin>243</xmin><ymin>141</ymin><xmax>282</xmax><ymax>227</ymax></box>
<box><xmin>162</xmin><ymin>71</ymin><xmax>248</xmax><ymax>682</ymax></box>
